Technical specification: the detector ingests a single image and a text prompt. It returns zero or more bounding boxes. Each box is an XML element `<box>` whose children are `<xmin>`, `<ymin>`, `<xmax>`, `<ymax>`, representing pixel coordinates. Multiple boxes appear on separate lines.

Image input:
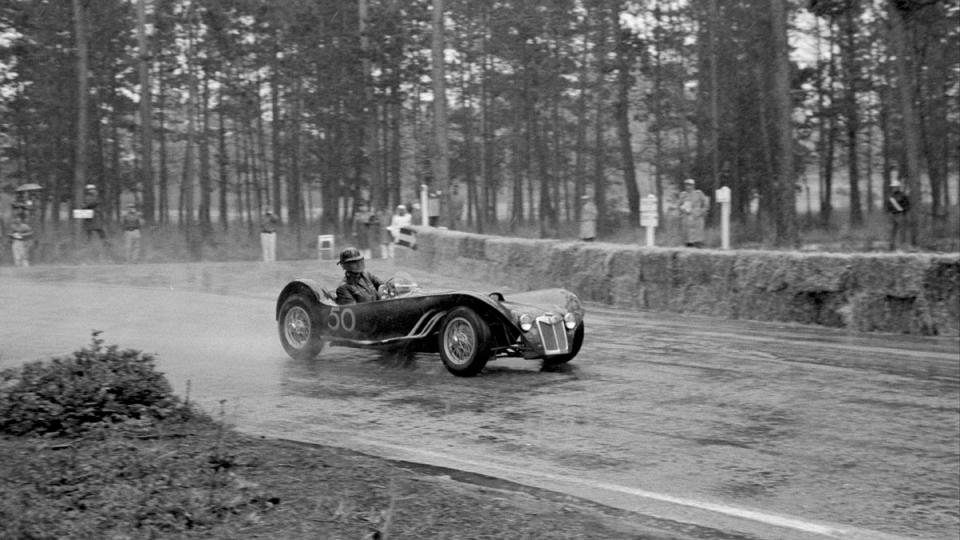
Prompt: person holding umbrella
<box><xmin>8</xmin><ymin>213</ymin><xmax>33</xmax><ymax>267</ymax></box>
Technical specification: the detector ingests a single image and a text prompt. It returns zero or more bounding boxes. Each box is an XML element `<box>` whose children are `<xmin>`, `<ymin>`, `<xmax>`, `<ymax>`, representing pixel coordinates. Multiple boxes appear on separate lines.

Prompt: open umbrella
<box><xmin>15</xmin><ymin>183</ymin><xmax>43</xmax><ymax>192</ymax></box>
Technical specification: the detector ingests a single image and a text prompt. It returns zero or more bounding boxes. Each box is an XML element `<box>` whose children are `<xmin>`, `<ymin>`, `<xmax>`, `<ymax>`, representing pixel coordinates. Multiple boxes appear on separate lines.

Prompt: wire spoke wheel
<box><xmin>278</xmin><ymin>294</ymin><xmax>324</xmax><ymax>360</ymax></box>
<box><xmin>443</xmin><ymin>318</ymin><xmax>477</xmax><ymax>366</ymax></box>
<box><xmin>284</xmin><ymin>306</ymin><xmax>312</xmax><ymax>349</ymax></box>
<box><xmin>438</xmin><ymin>307</ymin><xmax>490</xmax><ymax>377</ymax></box>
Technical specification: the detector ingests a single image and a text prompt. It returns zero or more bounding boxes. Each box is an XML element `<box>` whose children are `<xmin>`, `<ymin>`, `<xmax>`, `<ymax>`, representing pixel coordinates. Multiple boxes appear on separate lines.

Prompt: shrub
<box><xmin>0</xmin><ymin>332</ymin><xmax>191</xmax><ymax>436</ymax></box>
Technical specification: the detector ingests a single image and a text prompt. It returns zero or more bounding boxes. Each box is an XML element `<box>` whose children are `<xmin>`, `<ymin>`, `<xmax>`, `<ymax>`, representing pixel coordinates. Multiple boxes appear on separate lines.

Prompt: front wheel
<box><xmin>438</xmin><ymin>307</ymin><xmax>491</xmax><ymax>377</ymax></box>
<box><xmin>278</xmin><ymin>294</ymin><xmax>325</xmax><ymax>360</ymax></box>
<box><xmin>543</xmin><ymin>323</ymin><xmax>584</xmax><ymax>366</ymax></box>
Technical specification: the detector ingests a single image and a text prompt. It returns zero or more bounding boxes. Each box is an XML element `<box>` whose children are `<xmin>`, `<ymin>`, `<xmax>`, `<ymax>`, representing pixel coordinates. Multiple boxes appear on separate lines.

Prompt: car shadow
<box><xmin>539</xmin><ymin>362</ymin><xmax>578</xmax><ymax>375</ymax></box>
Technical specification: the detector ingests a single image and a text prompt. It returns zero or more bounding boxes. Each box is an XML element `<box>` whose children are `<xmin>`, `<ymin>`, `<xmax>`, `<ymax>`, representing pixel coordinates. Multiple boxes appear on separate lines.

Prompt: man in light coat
<box><xmin>579</xmin><ymin>195</ymin><xmax>597</xmax><ymax>242</ymax></box>
<box><xmin>678</xmin><ymin>179</ymin><xmax>708</xmax><ymax>248</ymax></box>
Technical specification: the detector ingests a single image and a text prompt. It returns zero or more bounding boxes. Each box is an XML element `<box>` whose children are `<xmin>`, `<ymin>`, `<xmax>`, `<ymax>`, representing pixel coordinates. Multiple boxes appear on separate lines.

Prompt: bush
<box><xmin>0</xmin><ymin>332</ymin><xmax>191</xmax><ymax>436</ymax></box>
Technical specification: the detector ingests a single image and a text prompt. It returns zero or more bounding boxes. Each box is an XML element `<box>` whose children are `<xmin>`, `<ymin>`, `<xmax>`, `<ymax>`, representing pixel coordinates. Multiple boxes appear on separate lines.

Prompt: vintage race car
<box><xmin>275</xmin><ymin>276</ymin><xmax>585</xmax><ymax>376</ymax></box>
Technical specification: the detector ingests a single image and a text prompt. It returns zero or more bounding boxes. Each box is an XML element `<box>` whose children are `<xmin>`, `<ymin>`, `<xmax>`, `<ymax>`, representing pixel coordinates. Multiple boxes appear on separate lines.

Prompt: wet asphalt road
<box><xmin>1</xmin><ymin>259</ymin><xmax>958</xmax><ymax>540</ymax></box>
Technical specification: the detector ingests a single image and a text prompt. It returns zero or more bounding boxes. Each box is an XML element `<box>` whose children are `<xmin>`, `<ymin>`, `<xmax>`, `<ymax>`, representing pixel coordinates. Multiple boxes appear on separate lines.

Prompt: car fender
<box><xmin>275</xmin><ymin>279</ymin><xmax>335</xmax><ymax>320</ymax></box>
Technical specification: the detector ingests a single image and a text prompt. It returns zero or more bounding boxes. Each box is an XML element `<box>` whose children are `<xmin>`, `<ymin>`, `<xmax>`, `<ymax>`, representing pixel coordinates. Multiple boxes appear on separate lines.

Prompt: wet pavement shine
<box><xmin>1</xmin><ymin>259</ymin><xmax>958</xmax><ymax>540</ymax></box>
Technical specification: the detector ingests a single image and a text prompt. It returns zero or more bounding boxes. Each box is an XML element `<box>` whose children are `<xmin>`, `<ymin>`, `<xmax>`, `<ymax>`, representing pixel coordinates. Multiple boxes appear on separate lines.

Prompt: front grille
<box><xmin>536</xmin><ymin>316</ymin><xmax>569</xmax><ymax>355</ymax></box>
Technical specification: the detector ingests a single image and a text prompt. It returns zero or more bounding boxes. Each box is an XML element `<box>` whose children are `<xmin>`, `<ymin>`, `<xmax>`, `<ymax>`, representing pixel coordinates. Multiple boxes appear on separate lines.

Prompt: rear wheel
<box><xmin>438</xmin><ymin>307</ymin><xmax>491</xmax><ymax>377</ymax></box>
<box><xmin>543</xmin><ymin>323</ymin><xmax>584</xmax><ymax>366</ymax></box>
<box><xmin>278</xmin><ymin>294</ymin><xmax>325</xmax><ymax>360</ymax></box>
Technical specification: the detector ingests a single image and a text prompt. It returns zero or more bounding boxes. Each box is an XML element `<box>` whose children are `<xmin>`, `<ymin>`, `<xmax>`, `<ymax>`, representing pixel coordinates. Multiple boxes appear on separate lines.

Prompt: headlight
<box><xmin>519</xmin><ymin>313</ymin><xmax>533</xmax><ymax>332</ymax></box>
<box><xmin>563</xmin><ymin>312</ymin><xmax>578</xmax><ymax>330</ymax></box>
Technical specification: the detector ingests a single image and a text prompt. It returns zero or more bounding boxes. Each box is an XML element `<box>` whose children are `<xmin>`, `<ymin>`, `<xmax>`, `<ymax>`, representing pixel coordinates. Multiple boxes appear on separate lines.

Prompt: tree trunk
<box><xmin>183</xmin><ymin>4</ymin><xmax>199</xmax><ymax>256</ymax></box>
<box><xmin>137</xmin><ymin>0</ymin><xmax>154</xmax><ymax>224</ymax></box>
<box><xmin>217</xmin><ymin>91</ymin><xmax>229</xmax><ymax>231</ymax></box>
<box><xmin>431</xmin><ymin>0</ymin><xmax>451</xmax><ymax>224</ymax></box>
<box><xmin>653</xmin><ymin>2</ymin><xmax>664</xmax><ymax>221</ymax></box>
<box><xmin>460</xmin><ymin>67</ymin><xmax>478</xmax><ymax>229</ymax></box>
<box><xmin>612</xmin><ymin>0</ymin><xmax>639</xmax><ymax>229</ymax></box>
<box><xmin>918</xmin><ymin>14</ymin><xmax>950</xmax><ymax>234</ymax></box>
<box><xmin>816</xmin><ymin>19</ymin><xmax>837</xmax><ymax>227</ymax></box>
<box><xmin>72</xmin><ymin>0</ymin><xmax>89</xmax><ymax>239</ymax></box>
<box><xmin>271</xmin><ymin>63</ymin><xmax>283</xmax><ymax>219</ymax></box>
<box><xmin>289</xmin><ymin>79</ymin><xmax>303</xmax><ymax>236</ymax></box>
<box><xmin>842</xmin><ymin>6</ymin><xmax>862</xmax><ymax>226</ymax></box>
<box><xmin>708</xmin><ymin>0</ymin><xmax>720</xmax><ymax>209</ymax></box>
<box><xmin>888</xmin><ymin>2</ymin><xmax>921</xmax><ymax>245</ymax></box>
<box><xmin>592</xmin><ymin>2</ymin><xmax>609</xmax><ymax>235</ymax></box>
<box><xmin>772</xmin><ymin>0</ymin><xmax>797</xmax><ymax>246</ymax></box>
<box><xmin>199</xmin><ymin>77</ymin><xmax>212</xmax><ymax>238</ymax></box>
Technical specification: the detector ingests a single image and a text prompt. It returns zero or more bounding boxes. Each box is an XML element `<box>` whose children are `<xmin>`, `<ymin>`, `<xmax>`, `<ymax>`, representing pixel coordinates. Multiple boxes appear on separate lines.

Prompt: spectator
<box><xmin>376</xmin><ymin>207</ymin><xmax>391</xmax><ymax>259</ymax></box>
<box><xmin>387</xmin><ymin>204</ymin><xmax>412</xmax><ymax>258</ymax></box>
<box><xmin>885</xmin><ymin>179</ymin><xmax>911</xmax><ymax>251</ymax></box>
<box><xmin>410</xmin><ymin>202</ymin><xmax>423</xmax><ymax>227</ymax></box>
<box><xmin>353</xmin><ymin>201</ymin><xmax>374</xmax><ymax>260</ymax></box>
<box><xmin>260</xmin><ymin>209</ymin><xmax>279</xmax><ymax>262</ymax></box>
<box><xmin>9</xmin><ymin>214</ymin><xmax>33</xmax><ymax>267</ymax></box>
<box><xmin>449</xmin><ymin>183</ymin><xmax>465</xmax><ymax>230</ymax></box>
<box><xmin>121</xmin><ymin>203</ymin><xmax>143</xmax><ymax>263</ymax></box>
<box><xmin>365</xmin><ymin>207</ymin><xmax>384</xmax><ymax>259</ymax></box>
<box><xmin>335</xmin><ymin>247</ymin><xmax>383</xmax><ymax>305</ymax></box>
<box><xmin>579</xmin><ymin>194</ymin><xmax>597</xmax><ymax>242</ymax></box>
<box><xmin>678</xmin><ymin>178</ymin><xmax>708</xmax><ymax>248</ymax></box>
<box><xmin>83</xmin><ymin>184</ymin><xmax>107</xmax><ymax>243</ymax></box>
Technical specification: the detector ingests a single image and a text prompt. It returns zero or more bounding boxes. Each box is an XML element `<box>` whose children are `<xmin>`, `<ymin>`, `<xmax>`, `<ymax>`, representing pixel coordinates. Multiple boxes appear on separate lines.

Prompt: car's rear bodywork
<box><xmin>275</xmin><ymin>278</ymin><xmax>585</xmax><ymax>374</ymax></box>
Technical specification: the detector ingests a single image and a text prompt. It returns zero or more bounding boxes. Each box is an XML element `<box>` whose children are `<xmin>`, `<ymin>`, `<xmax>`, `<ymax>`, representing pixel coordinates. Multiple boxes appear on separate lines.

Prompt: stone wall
<box><xmin>397</xmin><ymin>228</ymin><xmax>960</xmax><ymax>336</ymax></box>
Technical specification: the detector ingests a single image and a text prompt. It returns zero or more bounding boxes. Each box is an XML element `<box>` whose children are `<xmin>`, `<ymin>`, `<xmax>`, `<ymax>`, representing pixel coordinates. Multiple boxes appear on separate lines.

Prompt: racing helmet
<box><xmin>337</xmin><ymin>247</ymin><xmax>364</xmax><ymax>266</ymax></box>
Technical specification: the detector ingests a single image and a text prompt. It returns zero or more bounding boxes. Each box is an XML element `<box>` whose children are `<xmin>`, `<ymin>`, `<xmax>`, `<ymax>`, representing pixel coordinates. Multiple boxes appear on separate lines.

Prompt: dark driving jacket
<box><xmin>335</xmin><ymin>271</ymin><xmax>383</xmax><ymax>305</ymax></box>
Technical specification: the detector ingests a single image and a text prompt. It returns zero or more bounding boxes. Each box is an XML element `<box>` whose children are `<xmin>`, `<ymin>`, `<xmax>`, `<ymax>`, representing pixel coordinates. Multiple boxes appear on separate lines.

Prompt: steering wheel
<box><xmin>378</xmin><ymin>279</ymin><xmax>399</xmax><ymax>299</ymax></box>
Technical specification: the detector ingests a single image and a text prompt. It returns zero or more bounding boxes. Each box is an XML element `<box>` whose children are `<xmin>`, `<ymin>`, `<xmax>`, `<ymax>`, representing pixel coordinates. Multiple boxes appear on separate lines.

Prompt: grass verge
<box><xmin>0</xmin><ymin>417</ymin><xmax>671</xmax><ymax>539</ymax></box>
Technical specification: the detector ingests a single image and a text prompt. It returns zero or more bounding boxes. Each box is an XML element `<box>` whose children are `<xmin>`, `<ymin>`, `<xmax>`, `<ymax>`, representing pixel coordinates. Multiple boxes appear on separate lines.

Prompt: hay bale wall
<box><xmin>397</xmin><ymin>228</ymin><xmax>960</xmax><ymax>336</ymax></box>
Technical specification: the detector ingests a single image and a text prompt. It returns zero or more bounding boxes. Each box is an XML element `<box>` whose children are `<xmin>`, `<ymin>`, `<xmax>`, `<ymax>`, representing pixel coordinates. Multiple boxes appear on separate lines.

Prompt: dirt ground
<box><xmin>0</xmin><ymin>424</ymin><xmax>686</xmax><ymax>540</ymax></box>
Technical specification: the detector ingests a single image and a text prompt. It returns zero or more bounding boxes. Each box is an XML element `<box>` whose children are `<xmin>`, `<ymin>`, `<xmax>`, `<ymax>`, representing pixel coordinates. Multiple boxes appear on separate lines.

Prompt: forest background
<box><xmin>0</xmin><ymin>0</ymin><xmax>958</xmax><ymax>260</ymax></box>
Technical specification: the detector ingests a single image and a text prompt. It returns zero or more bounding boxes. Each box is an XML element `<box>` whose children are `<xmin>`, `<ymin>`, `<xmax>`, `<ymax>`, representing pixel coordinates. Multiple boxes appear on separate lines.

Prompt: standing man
<box><xmin>353</xmin><ymin>201</ymin><xmax>373</xmax><ymax>260</ymax></box>
<box><xmin>83</xmin><ymin>184</ymin><xmax>107</xmax><ymax>243</ymax></box>
<box><xmin>365</xmin><ymin>206</ymin><xmax>383</xmax><ymax>259</ymax></box>
<box><xmin>678</xmin><ymin>178</ymin><xmax>708</xmax><ymax>248</ymax></box>
<box><xmin>260</xmin><ymin>209</ymin><xmax>279</xmax><ymax>262</ymax></box>
<box><xmin>9</xmin><ymin>214</ymin><xmax>33</xmax><ymax>267</ymax></box>
<box><xmin>885</xmin><ymin>179</ymin><xmax>911</xmax><ymax>251</ymax></box>
<box><xmin>376</xmin><ymin>207</ymin><xmax>391</xmax><ymax>259</ymax></box>
<box><xmin>121</xmin><ymin>203</ymin><xmax>143</xmax><ymax>263</ymax></box>
<box><xmin>579</xmin><ymin>194</ymin><xmax>597</xmax><ymax>242</ymax></box>
<box><xmin>449</xmin><ymin>183</ymin><xmax>465</xmax><ymax>230</ymax></box>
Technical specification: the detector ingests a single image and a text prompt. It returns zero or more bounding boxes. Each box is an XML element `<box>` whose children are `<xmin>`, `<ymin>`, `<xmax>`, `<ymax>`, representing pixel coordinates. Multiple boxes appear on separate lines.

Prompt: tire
<box><xmin>278</xmin><ymin>294</ymin><xmax>325</xmax><ymax>361</ymax></box>
<box><xmin>543</xmin><ymin>323</ymin><xmax>584</xmax><ymax>366</ymax></box>
<box><xmin>438</xmin><ymin>307</ymin><xmax>491</xmax><ymax>377</ymax></box>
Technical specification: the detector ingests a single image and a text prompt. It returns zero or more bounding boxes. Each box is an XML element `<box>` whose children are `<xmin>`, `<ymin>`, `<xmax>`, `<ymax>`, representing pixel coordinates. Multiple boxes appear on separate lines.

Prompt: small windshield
<box><xmin>378</xmin><ymin>272</ymin><xmax>420</xmax><ymax>299</ymax></box>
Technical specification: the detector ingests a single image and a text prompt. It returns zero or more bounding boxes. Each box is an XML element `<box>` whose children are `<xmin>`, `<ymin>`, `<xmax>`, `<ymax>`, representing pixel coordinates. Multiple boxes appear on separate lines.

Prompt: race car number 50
<box><xmin>327</xmin><ymin>306</ymin><xmax>356</xmax><ymax>332</ymax></box>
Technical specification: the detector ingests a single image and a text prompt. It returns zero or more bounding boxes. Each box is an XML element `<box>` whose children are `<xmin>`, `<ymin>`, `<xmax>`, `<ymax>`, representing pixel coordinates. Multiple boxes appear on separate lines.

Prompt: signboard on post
<box><xmin>72</xmin><ymin>209</ymin><xmax>94</xmax><ymax>219</ymax></box>
<box><xmin>640</xmin><ymin>195</ymin><xmax>658</xmax><ymax>227</ymax></box>
<box><xmin>640</xmin><ymin>194</ymin><xmax>658</xmax><ymax>246</ymax></box>
<box><xmin>715</xmin><ymin>186</ymin><xmax>732</xmax><ymax>250</ymax></box>
<box><xmin>715</xmin><ymin>186</ymin><xmax>731</xmax><ymax>204</ymax></box>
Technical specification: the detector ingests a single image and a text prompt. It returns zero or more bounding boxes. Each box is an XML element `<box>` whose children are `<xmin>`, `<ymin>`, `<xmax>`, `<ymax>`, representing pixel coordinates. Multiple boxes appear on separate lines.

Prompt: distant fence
<box><xmin>397</xmin><ymin>227</ymin><xmax>960</xmax><ymax>336</ymax></box>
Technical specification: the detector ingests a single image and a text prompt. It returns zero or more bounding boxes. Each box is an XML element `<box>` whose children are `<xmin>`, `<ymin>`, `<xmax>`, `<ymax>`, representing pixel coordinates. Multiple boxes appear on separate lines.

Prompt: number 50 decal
<box><xmin>327</xmin><ymin>306</ymin><xmax>356</xmax><ymax>332</ymax></box>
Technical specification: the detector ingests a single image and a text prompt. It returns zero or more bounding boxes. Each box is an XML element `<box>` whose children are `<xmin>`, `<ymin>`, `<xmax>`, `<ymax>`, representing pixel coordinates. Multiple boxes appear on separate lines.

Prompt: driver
<box><xmin>335</xmin><ymin>247</ymin><xmax>384</xmax><ymax>305</ymax></box>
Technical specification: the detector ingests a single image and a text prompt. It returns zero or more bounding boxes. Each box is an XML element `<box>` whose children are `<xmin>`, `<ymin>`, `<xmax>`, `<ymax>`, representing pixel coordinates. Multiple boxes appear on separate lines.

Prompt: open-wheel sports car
<box><xmin>275</xmin><ymin>275</ymin><xmax>585</xmax><ymax>376</ymax></box>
